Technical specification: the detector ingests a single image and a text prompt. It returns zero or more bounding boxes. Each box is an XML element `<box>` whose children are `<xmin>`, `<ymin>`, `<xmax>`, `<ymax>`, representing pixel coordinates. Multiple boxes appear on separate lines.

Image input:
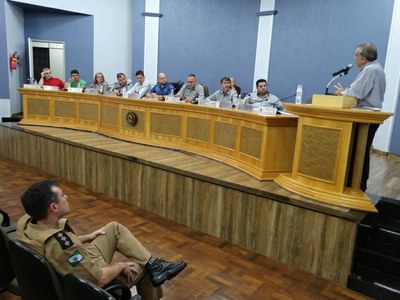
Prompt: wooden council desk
<box><xmin>17</xmin><ymin>88</ymin><xmax>298</xmax><ymax>180</ymax></box>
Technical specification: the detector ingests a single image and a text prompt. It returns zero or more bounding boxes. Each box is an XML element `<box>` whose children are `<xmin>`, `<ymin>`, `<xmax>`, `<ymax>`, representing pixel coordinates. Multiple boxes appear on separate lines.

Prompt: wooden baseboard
<box><xmin>372</xmin><ymin>148</ymin><xmax>400</xmax><ymax>161</ymax></box>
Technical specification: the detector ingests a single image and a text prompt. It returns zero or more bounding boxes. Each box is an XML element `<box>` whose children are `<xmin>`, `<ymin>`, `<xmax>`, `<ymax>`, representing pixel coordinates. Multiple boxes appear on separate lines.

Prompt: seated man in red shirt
<box><xmin>38</xmin><ymin>68</ymin><xmax>64</xmax><ymax>90</ymax></box>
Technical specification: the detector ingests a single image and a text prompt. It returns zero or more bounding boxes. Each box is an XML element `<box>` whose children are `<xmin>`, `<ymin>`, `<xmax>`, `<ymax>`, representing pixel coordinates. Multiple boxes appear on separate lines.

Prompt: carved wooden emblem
<box><xmin>126</xmin><ymin>111</ymin><xmax>137</xmax><ymax>126</ymax></box>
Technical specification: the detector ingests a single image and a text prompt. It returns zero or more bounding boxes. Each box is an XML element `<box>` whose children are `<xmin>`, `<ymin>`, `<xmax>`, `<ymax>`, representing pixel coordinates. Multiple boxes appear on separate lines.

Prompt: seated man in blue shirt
<box><xmin>145</xmin><ymin>73</ymin><xmax>174</xmax><ymax>99</ymax></box>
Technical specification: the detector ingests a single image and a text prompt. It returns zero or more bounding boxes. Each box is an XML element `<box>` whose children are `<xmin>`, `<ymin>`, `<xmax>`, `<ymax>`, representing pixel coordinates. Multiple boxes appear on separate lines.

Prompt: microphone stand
<box><xmin>279</xmin><ymin>93</ymin><xmax>296</xmax><ymax>101</ymax></box>
<box><xmin>325</xmin><ymin>71</ymin><xmax>348</xmax><ymax>95</ymax></box>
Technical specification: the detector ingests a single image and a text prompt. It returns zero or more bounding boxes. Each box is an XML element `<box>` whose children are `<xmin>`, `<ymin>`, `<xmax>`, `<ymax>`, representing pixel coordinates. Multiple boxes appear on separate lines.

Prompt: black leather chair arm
<box><xmin>104</xmin><ymin>278</ymin><xmax>132</xmax><ymax>300</ymax></box>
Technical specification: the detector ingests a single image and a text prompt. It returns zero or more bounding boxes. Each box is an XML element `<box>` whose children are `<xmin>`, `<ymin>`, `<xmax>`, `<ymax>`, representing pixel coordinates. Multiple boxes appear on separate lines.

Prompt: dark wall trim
<box><xmin>142</xmin><ymin>12</ymin><xmax>162</xmax><ymax>17</ymax></box>
<box><xmin>257</xmin><ymin>10</ymin><xmax>277</xmax><ymax>16</ymax></box>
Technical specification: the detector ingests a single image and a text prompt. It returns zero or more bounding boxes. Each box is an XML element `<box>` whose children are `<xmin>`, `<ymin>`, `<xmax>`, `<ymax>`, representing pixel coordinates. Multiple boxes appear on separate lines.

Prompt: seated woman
<box><xmin>88</xmin><ymin>72</ymin><xmax>109</xmax><ymax>93</ymax></box>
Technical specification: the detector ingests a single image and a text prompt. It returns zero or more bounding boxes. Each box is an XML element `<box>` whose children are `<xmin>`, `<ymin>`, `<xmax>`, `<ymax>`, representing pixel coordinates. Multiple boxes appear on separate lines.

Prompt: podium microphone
<box><xmin>325</xmin><ymin>64</ymin><xmax>353</xmax><ymax>94</ymax></box>
<box><xmin>332</xmin><ymin>64</ymin><xmax>353</xmax><ymax>76</ymax></box>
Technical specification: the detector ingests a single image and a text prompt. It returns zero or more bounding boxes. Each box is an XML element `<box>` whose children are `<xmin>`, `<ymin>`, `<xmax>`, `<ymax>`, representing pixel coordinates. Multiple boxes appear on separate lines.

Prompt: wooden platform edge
<box><xmin>0</xmin><ymin>122</ymin><xmax>368</xmax><ymax>284</ymax></box>
<box><xmin>5</xmin><ymin>122</ymin><xmax>366</xmax><ymax>223</ymax></box>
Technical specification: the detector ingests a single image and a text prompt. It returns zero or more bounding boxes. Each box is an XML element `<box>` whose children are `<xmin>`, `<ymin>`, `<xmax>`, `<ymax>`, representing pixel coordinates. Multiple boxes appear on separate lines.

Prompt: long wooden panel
<box><xmin>18</xmin><ymin>88</ymin><xmax>297</xmax><ymax>180</ymax></box>
<box><xmin>0</xmin><ymin>124</ymin><xmax>362</xmax><ymax>284</ymax></box>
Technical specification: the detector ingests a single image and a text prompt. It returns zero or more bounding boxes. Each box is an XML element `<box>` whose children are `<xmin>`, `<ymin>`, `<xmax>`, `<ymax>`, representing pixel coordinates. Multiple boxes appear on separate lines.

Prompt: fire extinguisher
<box><xmin>10</xmin><ymin>52</ymin><xmax>17</xmax><ymax>71</ymax></box>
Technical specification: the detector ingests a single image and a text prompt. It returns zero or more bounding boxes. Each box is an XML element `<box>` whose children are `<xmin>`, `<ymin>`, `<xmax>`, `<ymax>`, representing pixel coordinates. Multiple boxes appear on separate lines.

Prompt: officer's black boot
<box><xmin>145</xmin><ymin>257</ymin><xmax>187</xmax><ymax>287</ymax></box>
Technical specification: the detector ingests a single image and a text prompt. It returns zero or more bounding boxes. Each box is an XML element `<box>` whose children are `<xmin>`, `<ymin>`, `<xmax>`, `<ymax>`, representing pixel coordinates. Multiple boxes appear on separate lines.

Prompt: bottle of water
<box><xmin>169</xmin><ymin>89</ymin><xmax>174</xmax><ymax>101</ymax></box>
<box><xmin>295</xmin><ymin>84</ymin><xmax>303</xmax><ymax>104</ymax></box>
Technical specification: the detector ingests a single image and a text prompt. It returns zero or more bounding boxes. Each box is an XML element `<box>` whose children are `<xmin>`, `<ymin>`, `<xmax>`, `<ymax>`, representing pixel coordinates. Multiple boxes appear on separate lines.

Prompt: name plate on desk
<box><xmin>312</xmin><ymin>94</ymin><xmax>357</xmax><ymax>108</ymax></box>
<box><xmin>23</xmin><ymin>84</ymin><xmax>41</xmax><ymax>89</ymax></box>
<box><xmin>43</xmin><ymin>85</ymin><xmax>59</xmax><ymax>91</ymax></box>
<box><xmin>68</xmin><ymin>87</ymin><xmax>83</xmax><ymax>93</ymax></box>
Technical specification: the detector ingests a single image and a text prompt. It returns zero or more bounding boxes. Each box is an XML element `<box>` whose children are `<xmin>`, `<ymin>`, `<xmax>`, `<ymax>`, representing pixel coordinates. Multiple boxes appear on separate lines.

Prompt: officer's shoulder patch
<box><xmin>52</xmin><ymin>230</ymin><xmax>74</xmax><ymax>250</ymax></box>
<box><xmin>68</xmin><ymin>250</ymin><xmax>84</xmax><ymax>267</ymax></box>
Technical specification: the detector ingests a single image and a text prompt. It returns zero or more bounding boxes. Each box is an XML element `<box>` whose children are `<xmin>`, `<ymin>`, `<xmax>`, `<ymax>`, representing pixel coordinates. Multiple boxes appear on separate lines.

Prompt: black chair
<box><xmin>0</xmin><ymin>209</ymin><xmax>10</xmax><ymax>227</ymax></box>
<box><xmin>9</xmin><ymin>238</ymin><xmax>132</xmax><ymax>300</ymax></box>
<box><xmin>0</xmin><ymin>226</ymin><xmax>19</xmax><ymax>295</ymax></box>
<box><xmin>64</xmin><ymin>273</ymin><xmax>135</xmax><ymax>300</ymax></box>
<box><xmin>170</xmin><ymin>80</ymin><xmax>184</xmax><ymax>94</ymax></box>
<box><xmin>64</xmin><ymin>273</ymin><xmax>115</xmax><ymax>300</ymax></box>
<box><xmin>9</xmin><ymin>239</ymin><xmax>64</xmax><ymax>300</ymax></box>
<box><xmin>201</xmin><ymin>84</ymin><xmax>209</xmax><ymax>98</ymax></box>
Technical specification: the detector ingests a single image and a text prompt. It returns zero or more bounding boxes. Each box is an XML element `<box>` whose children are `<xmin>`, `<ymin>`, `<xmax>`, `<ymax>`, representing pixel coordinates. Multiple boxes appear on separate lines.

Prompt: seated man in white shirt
<box><xmin>127</xmin><ymin>70</ymin><xmax>152</xmax><ymax>98</ymax></box>
<box><xmin>242</xmin><ymin>79</ymin><xmax>284</xmax><ymax>112</ymax></box>
<box><xmin>207</xmin><ymin>77</ymin><xmax>238</xmax><ymax>107</ymax></box>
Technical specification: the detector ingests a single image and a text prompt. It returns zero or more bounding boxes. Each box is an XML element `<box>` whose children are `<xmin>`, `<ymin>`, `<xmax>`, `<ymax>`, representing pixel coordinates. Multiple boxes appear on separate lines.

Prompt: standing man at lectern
<box><xmin>334</xmin><ymin>43</ymin><xmax>386</xmax><ymax>192</ymax></box>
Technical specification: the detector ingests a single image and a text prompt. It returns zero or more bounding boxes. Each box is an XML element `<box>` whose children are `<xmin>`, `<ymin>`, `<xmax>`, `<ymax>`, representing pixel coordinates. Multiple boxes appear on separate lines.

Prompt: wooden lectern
<box><xmin>311</xmin><ymin>94</ymin><xmax>357</xmax><ymax>108</ymax></box>
<box><xmin>274</xmin><ymin>97</ymin><xmax>392</xmax><ymax>212</ymax></box>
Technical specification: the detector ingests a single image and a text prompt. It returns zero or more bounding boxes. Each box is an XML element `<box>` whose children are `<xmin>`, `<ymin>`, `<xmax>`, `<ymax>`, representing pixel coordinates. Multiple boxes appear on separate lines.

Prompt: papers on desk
<box><xmin>165</xmin><ymin>96</ymin><xmax>180</xmax><ymax>102</ymax></box>
<box><xmin>352</xmin><ymin>106</ymin><xmax>381</xmax><ymax>111</ymax></box>
<box><xmin>254</xmin><ymin>106</ymin><xmax>277</xmax><ymax>115</ymax></box>
<box><xmin>278</xmin><ymin>111</ymin><xmax>295</xmax><ymax>116</ymax></box>
<box><xmin>198</xmin><ymin>99</ymin><xmax>219</xmax><ymax>107</ymax></box>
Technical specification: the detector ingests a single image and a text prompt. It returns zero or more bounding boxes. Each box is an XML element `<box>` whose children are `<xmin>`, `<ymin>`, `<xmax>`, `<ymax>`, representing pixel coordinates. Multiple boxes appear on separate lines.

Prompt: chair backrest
<box><xmin>170</xmin><ymin>80</ymin><xmax>184</xmax><ymax>94</ymax></box>
<box><xmin>0</xmin><ymin>209</ymin><xmax>10</xmax><ymax>227</ymax></box>
<box><xmin>201</xmin><ymin>84</ymin><xmax>209</xmax><ymax>98</ymax></box>
<box><xmin>64</xmin><ymin>273</ymin><xmax>115</xmax><ymax>300</ymax></box>
<box><xmin>0</xmin><ymin>226</ymin><xmax>15</xmax><ymax>283</ymax></box>
<box><xmin>9</xmin><ymin>239</ymin><xmax>64</xmax><ymax>300</ymax></box>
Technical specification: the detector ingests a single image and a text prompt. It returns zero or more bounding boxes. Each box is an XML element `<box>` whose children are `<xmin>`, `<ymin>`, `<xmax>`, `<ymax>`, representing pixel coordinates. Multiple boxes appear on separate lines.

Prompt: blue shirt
<box><xmin>149</xmin><ymin>82</ymin><xmax>174</xmax><ymax>96</ymax></box>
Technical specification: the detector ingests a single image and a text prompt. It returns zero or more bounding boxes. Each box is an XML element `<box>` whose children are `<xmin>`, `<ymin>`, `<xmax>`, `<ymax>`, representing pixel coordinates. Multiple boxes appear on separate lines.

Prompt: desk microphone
<box><xmin>325</xmin><ymin>64</ymin><xmax>353</xmax><ymax>94</ymax></box>
<box><xmin>332</xmin><ymin>64</ymin><xmax>352</xmax><ymax>76</ymax></box>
